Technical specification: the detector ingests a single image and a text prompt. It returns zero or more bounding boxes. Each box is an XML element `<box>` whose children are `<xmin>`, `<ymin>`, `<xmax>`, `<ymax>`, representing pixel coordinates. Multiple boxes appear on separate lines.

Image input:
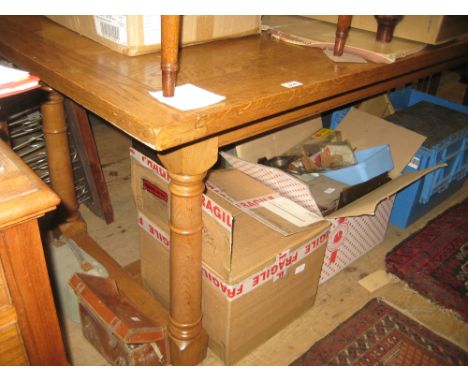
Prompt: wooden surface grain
<box><xmin>1</xmin><ymin>16</ymin><xmax>467</xmax><ymax>151</ymax></box>
<box><xmin>0</xmin><ymin>139</ymin><xmax>60</xmax><ymax>230</ymax></box>
<box><xmin>0</xmin><ymin>259</ymin><xmax>28</xmax><ymax>366</ymax></box>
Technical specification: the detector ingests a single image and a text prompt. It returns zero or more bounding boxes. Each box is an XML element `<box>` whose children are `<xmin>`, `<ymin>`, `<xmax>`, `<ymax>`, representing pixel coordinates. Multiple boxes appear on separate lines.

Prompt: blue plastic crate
<box><xmin>329</xmin><ymin>106</ymin><xmax>353</xmax><ymax>129</ymax></box>
<box><xmin>326</xmin><ymin>87</ymin><xmax>468</xmax><ymax>228</ymax></box>
<box><xmin>388</xmin><ymin>88</ymin><xmax>468</xmax><ymax>228</ymax></box>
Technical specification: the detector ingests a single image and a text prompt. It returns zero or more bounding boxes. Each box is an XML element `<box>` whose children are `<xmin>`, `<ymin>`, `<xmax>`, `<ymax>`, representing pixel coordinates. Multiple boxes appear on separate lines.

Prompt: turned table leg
<box><xmin>374</xmin><ymin>16</ymin><xmax>403</xmax><ymax>43</ymax></box>
<box><xmin>161</xmin><ymin>15</ymin><xmax>181</xmax><ymax>97</ymax></box>
<box><xmin>41</xmin><ymin>86</ymin><xmax>83</xmax><ymax>228</ymax></box>
<box><xmin>158</xmin><ymin>137</ymin><xmax>218</xmax><ymax>365</ymax></box>
<box><xmin>334</xmin><ymin>15</ymin><xmax>352</xmax><ymax>56</ymax></box>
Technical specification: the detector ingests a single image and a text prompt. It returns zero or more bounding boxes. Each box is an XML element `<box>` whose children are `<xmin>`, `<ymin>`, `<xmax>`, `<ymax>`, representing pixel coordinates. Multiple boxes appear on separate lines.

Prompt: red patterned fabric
<box><xmin>386</xmin><ymin>199</ymin><xmax>468</xmax><ymax>322</ymax></box>
<box><xmin>291</xmin><ymin>299</ymin><xmax>468</xmax><ymax>366</ymax></box>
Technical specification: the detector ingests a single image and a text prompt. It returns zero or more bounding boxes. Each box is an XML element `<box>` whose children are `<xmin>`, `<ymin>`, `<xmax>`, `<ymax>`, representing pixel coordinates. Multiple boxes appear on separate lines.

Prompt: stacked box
<box><xmin>130</xmin><ymin>147</ymin><xmax>330</xmax><ymax>364</ymax></box>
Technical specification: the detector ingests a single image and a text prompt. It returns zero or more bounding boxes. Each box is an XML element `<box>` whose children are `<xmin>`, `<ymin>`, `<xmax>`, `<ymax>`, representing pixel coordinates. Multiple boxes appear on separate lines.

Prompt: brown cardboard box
<box><xmin>139</xmin><ymin>216</ymin><xmax>328</xmax><ymax>364</ymax></box>
<box><xmin>130</xmin><ymin>149</ymin><xmax>330</xmax><ymax>364</ymax></box>
<box><xmin>233</xmin><ymin>116</ymin><xmax>323</xmax><ymax>163</ymax></box>
<box><xmin>224</xmin><ymin>111</ymin><xmax>443</xmax><ymax>283</ymax></box>
<box><xmin>47</xmin><ymin>15</ymin><xmax>261</xmax><ymax>56</ymax></box>
<box><xmin>306</xmin><ymin>15</ymin><xmax>468</xmax><ymax>45</ymax></box>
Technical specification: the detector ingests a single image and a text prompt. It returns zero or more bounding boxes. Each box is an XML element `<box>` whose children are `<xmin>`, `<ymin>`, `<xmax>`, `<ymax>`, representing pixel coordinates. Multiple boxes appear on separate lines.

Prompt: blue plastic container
<box><xmin>388</xmin><ymin>88</ymin><xmax>468</xmax><ymax>228</ymax></box>
<box><xmin>326</xmin><ymin>87</ymin><xmax>468</xmax><ymax>228</ymax></box>
<box><xmin>328</xmin><ymin>106</ymin><xmax>354</xmax><ymax>129</ymax></box>
<box><xmin>323</xmin><ymin>144</ymin><xmax>393</xmax><ymax>186</ymax></box>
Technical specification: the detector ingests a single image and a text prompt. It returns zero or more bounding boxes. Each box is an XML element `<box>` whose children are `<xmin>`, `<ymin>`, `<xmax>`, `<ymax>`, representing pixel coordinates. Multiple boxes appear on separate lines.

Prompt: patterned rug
<box><xmin>386</xmin><ymin>199</ymin><xmax>468</xmax><ymax>322</ymax></box>
<box><xmin>291</xmin><ymin>299</ymin><xmax>468</xmax><ymax>366</ymax></box>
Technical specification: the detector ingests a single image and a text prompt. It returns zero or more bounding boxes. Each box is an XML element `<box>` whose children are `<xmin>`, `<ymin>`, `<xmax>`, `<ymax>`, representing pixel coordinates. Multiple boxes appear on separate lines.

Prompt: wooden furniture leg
<box><xmin>157</xmin><ymin>137</ymin><xmax>218</xmax><ymax>365</ymax></box>
<box><xmin>374</xmin><ymin>16</ymin><xmax>403</xmax><ymax>43</ymax></box>
<box><xmin>41</xmin><ymin>86</ymin><xmax>84</xmax><ymax>230</ymax></box>
<box><xmin>64</xmin><ymin>99</ymin><xmax>114</xmax><ymax>224</ymax></box>
<box><xmin>334</xmin><ymin>16</ymin><xmax>352</xmax><ymax>56</ymax></box>
<box><xmin>0</xmin><ymin>220</ymin><xmax>68</xmax><ymax>365</ymax></box>
<box><xmin>161</xmin><ymin>15</ymin><xmax>181</xmax><ymax>97</ymax></box>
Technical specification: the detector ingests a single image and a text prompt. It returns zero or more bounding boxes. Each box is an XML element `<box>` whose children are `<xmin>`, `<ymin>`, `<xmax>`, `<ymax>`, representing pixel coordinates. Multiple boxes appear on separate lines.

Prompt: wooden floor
<box><xmin>55</xmin><ymin>71</ymin><xmax>468</xmax><ymax>366</ymax></box>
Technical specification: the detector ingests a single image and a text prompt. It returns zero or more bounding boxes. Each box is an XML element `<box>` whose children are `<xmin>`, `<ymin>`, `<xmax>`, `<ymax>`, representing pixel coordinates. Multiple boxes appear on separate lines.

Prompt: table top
<box><xmin>1</xmin><ymin>16</ymin><xmax>468</xmax><ymax>152</ymax></box>
<box><xmin>0</xmin><ymin>139</ymin><xmax>59</xmax><ymax>229</ymax></box>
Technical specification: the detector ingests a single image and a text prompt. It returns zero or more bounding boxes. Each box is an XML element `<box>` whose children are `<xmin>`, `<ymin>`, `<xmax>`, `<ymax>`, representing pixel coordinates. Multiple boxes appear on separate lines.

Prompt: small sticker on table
<box><xmin>324</xmin><ymin>188</ymin><xmax>336</xmax><ymax>194</ymax></box>
<box><xmin>281</xmin><ymin>81</ymin><xmax>303</xmax><ymax>88</ymax></box>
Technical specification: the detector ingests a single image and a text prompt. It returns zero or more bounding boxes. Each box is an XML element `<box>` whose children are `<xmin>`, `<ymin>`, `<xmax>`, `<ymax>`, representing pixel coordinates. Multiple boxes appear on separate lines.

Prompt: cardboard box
<box><xmin>306</xmin><ymin>16</ymin><xmax>468</xmax><ymax>45</ymax></box>
<box><xmin>224</xmin><ymin>111</ymin><xmax>441</xmax><ymax>283</ymax></box>
<box><xmin>233</xmin><ymin>116</ymin><xmax>323</xmax><ymax>163</ymax></box>
<box><xmin>47</xmin><ymin>15</ymin><xmax>261</xmax><ymax>56</ymax></box>
<box><xmin>130</xmin><ymin>148</ymin><xmax>330</xmax><ymax>364</ymax></box>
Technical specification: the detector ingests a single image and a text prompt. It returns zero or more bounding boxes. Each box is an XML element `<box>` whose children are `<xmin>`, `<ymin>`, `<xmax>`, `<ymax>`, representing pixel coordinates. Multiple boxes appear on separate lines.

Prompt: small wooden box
<box><xmin>70</xmin><ymin>273</ymin><xmax>168</xmax><ymax>366</ymax></box>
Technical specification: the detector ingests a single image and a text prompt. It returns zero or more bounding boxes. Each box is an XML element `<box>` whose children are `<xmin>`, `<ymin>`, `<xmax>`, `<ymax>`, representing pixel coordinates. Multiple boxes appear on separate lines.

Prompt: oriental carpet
<box><xmin>385</xmin><ymin>199</ymin><xmax>468</xmax><ymax>322</ymax></box>
<box><xmin>291</xmin><ymin>299</ymin><xmax>467</xmax><ymax>366</ymax></box>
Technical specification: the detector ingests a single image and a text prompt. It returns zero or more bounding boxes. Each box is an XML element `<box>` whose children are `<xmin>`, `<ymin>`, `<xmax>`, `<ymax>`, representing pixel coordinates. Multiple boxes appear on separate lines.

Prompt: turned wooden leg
<box><xmin>161</xmin><ymin>15</ymin><xmax>181</xmax><ymax>97</ymax></box>
<box><xmin>374</xmin><ymin>16</ymin><xmax>403</xmax><ymax>43</ymax></box>
<box><xmin>334</xmin><ymin>15</ymin><xmax>352</xmax><ymax>56</ymax></box>
<box><xmin>41</xmin><ymin>86</ymin><xmax>82</xmax><ymax>226</ymax></box>
<box><xmin>158</xmin><ymin>137</ymin><xmax>218</xmax><ymax>365</ymax></box>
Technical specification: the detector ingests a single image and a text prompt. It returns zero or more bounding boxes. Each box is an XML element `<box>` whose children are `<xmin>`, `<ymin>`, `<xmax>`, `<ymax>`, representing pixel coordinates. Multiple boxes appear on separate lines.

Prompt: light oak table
<box><xmin>1</xmin><ymin>15</ymin><xmax>467</xmax><ymax>365</ymax></box>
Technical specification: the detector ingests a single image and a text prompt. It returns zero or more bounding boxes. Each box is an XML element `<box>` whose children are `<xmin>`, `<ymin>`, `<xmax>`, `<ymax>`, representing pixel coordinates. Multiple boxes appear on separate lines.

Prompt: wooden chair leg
<box><xmin>333</xmin><ymin>16</ymin><xmax>352</xmax><ymax>56</ymax></box>
<box><xmin>161</xmin><ymin>16</ymin><xmax>181</xmax><ymax>97</ymax></box>
<box><xmin>374</xmin><ymin>16</ymin><xmax>403</xmax><ymax>43</ymax></box>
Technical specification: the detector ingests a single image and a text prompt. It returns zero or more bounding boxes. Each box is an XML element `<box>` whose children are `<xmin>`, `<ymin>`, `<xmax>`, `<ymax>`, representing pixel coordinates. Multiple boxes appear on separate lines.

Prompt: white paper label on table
<box><xmin>281</xmin><ymin>81</ymin><xmax>303</xmax><ymax>88</ymax></box>
<box><xmin>150</xmin><ymin>84</ymin><xmax>226</xmax><ymax>111</ymax></box>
